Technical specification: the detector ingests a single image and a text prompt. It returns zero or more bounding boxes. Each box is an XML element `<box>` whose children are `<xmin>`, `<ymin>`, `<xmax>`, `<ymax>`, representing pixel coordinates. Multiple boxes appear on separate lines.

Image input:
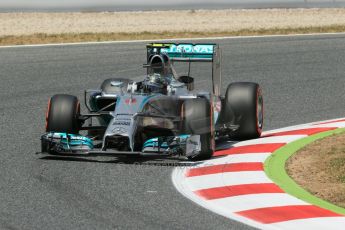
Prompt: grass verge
<box><xmin>1</xmin><ymin>25</ymin><xmax>345</xmax><ymax>46</ymax></box>
<box><xmin>286</xmin><ymin>130</ymin><xmax>345</xmax><ymax>209</ymax></box>
<box><xmin>264</xmin><ymin>128</ymin><xmax>345</xmax><ymax>215</ymax></box>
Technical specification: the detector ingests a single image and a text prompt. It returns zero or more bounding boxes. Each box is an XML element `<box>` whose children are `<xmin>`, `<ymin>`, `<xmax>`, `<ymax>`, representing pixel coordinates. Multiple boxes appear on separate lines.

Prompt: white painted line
<box><xmin>314</xmin><ymin>121</ymin><xmax>345</xmax><ymax>128</ymax></box>
<box><xmin>262</xmin><ymin>125</ymin><xmax>312</xmax><ymax>135</ymax></box>
<box><xmin>233</xmin><ymin>135</ymin><xmax>305</xmax><ymax>146</ymax></box>
<box><xmin>310</xmin><ymin>117</ymin><xmax>345</xmax><ymax>125</ymax></box>
<box><xmin>263</xmin><ymin>122</ymin><xmax>345</xmax><ymax>134</ymax></box>
<box><xmin>210</xmin><ymin>193</ymin><xmax>307</xmax><ymax>213</ymax></box>
<box><xmin>1</xmin><ymin>31</ymin><xmax>345</xmax><ymax>49</ymax></box>
<box><xmin>262</xmin><ymin>117</ymin><xmax>345</xmax><ymax>135</ymax></box>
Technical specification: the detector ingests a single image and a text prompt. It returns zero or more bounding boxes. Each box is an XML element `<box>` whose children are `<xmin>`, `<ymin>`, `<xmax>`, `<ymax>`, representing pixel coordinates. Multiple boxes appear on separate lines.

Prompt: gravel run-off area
<box><xmin>1</xmin><ymin>8</ymin><xmax>345</xmax><ymax>36</ymax></box>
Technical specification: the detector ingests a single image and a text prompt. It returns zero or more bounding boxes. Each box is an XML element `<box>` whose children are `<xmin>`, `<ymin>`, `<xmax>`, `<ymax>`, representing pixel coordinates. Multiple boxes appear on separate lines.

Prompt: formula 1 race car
<box><xmin>40</xmin><ymin>43</ymin><xmax>263</xmax><ymax>161</ymax></box>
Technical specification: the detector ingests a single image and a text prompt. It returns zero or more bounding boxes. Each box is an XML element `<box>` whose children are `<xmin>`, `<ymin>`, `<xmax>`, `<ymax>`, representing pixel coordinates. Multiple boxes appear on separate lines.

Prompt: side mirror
<box><xmin>178</xmin><ymin>75</ymin><xmax>194</xmax><ymax>91</ymax></box>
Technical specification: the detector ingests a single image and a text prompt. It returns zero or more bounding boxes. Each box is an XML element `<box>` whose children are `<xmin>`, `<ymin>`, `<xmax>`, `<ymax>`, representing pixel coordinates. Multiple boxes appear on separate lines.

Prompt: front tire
<box><xmin>182</xmin><ymin>98</ymin><xmax>213</xmax><ymax>161</ymax></box>
<box><xmin>45</xmin><ymin>94</ymin><xmax>81</xmax><ymax>134</ymax></box>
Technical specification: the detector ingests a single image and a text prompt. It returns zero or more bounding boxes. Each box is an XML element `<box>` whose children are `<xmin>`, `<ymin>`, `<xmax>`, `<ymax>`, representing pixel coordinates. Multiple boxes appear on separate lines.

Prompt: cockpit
<box><xmin>142</xmin><ymin>54</ymin><xmax>177</xmax><ymax>94</ymax></box>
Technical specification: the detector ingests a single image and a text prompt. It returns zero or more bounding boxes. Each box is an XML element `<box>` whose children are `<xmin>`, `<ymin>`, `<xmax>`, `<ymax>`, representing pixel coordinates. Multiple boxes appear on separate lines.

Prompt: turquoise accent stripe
<box><xmin>139</xmin><ymin>95</ymin><xmax>156</xmax><ymax>110</ymax></box>
<box><xmin>143</xmin><ymin>143</ymin><xmax>168</xmax><ymax>148</ymax></box>
<box><xmin>50</xmin><ymin>132</ymin><xmax>94</xmax><ymax>148</ymax></box>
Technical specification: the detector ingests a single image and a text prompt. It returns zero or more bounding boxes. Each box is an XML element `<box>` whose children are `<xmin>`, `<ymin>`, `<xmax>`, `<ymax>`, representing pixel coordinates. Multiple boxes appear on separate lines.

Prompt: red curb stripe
<box><xmin>235</xmin><ymin>205</ymin><xmax>343</xmax><ymax>224</ymax></box>
<box><xmin>263</xmin><ymin>127</ymin><xmax>336</xmax><ymax>137</ymax></box>
<box><xmin>213</xmin><ymin>143</ymin><xmax>285</xmax><ymax>157</ymax></box>
<box><xmin>313</xmin><ymin>118</ymin><xmax>345</xmax><ymax>125</ymax></box>
<box><xmin>186</xmin><ymin>162</ymin><xmax>263</xmax><ymax>177</ymax></box>
<box><xmin>195</xmin><ymin>183</ymin><xmax>284</xmax><ymax>200</ymax></box>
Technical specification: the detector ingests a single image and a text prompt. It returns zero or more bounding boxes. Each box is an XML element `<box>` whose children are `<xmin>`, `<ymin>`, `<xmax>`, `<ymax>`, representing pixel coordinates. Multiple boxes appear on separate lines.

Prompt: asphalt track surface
<box><xmin>1</xmin><ymin>34</ymin><xmax>345</xmax><ymax>230</ymax></box>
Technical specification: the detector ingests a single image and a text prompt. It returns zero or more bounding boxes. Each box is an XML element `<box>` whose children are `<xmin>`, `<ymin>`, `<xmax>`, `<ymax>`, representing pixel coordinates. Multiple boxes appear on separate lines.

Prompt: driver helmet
<box><xmin>145</xmin><ymin>73</ymin><xmax>167</xmax><ymax>93</ymax></box>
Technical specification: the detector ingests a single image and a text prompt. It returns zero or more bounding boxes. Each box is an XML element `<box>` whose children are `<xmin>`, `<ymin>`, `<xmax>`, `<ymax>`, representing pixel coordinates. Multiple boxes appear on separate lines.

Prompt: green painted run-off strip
<box><xmin>264</xmin><ymin>128</ymin><xmax>345</xmax><ymax>215</ymax></box>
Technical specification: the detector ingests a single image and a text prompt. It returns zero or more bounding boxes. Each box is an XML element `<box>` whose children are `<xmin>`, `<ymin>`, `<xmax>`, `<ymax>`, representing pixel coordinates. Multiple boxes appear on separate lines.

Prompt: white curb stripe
<box><xmin>270</xmin><ymin>217</ymin><xmax>345</xmax><ymax>230</ymax></box>
<box><xmin>172</xmin><ymin>167</ymin><xmax>274</xmax><ymax>230</ymax></box>
<box><xmin>172</xmin><ymin>119</ymin><xmax>345</xmax><ymax>229</ymax></box>
<box><xmin>184</xmin><ymin>171</ymin><xmax>272</xmax><ymax>191</ymax></box>
<box><xmin>210</xmin><ymin>193</ymin><xmax>308</xmax><ymax>213</ymax></box>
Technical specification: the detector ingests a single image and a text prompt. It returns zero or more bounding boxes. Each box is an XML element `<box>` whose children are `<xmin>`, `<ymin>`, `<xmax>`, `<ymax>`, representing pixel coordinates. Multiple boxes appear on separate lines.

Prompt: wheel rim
<box><xmin>45</xmin><ymin>98</ymin><xmax>51</xmax><ymax>131</ymax></box>
<box><xmin>257</xmin><ymin>89</ymin><xmax>264</xmax><ymax>132</ymax></box>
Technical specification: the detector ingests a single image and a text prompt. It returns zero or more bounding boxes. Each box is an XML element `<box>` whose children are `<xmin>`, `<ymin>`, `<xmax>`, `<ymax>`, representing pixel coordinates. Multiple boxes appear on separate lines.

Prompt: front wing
<box><xmin>40</xmin><ymin>132</ymin><xmax>202</xmax><ymax>158</ymax></box>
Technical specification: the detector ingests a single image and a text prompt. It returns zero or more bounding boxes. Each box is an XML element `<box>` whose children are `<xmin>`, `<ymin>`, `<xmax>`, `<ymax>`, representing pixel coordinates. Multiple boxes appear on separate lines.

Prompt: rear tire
<box><xmin>221</xmin><ymin>82</ymin><xmax>263</xmax><ymax>140</ymax></box>
<box><xmin>46</xmin><ymin>94</ymin><xmax>81</xmax><ymax>134</ymax></box>
<box><xmin>182</xmin><ymin>98</ymin><xmax>213</xmax><ymax>161</ymax></box>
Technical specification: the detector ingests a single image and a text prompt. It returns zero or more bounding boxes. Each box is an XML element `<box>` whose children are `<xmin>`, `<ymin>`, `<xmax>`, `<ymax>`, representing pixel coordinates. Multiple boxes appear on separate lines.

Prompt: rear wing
<box><xmin>146</xmin><ymin>43</ymin><xmax>222</xmax><ymax>96</ymax></box>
